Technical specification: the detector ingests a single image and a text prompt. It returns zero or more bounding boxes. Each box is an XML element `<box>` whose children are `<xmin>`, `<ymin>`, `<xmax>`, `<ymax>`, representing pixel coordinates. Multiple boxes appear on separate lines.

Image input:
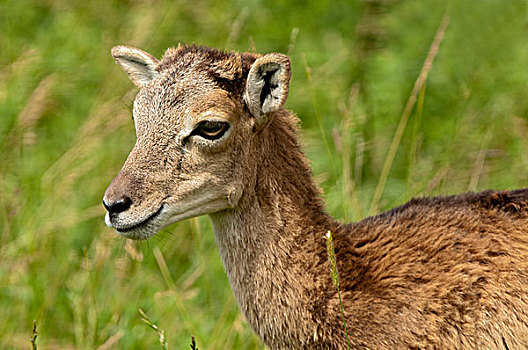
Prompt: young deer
<box><xmin>103</xmin><ymin>44</ymin><xmax>528</xmax><ymax>349</ymax></box>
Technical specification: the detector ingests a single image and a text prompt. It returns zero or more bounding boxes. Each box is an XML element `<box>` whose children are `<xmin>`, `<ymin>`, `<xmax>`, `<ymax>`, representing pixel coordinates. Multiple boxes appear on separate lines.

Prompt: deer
<box><xmin>103</xmin><ymin>44</ymin><xmax>528</xmax><ymax>349</ymax></box>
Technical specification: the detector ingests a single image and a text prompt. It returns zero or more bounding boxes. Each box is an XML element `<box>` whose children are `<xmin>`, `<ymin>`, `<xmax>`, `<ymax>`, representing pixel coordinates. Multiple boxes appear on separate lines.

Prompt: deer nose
<box><xmin>103</xmin><ymin>196</ymin><xmax>132</xmax><ymax>214</ymax></box>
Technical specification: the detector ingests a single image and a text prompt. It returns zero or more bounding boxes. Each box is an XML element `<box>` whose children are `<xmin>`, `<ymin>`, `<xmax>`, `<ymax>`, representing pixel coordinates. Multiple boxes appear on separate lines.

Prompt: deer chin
<box><xmin>105</xmin><ymin>204</ymin><xmax>165</xmax><ymax>240</ymax></box>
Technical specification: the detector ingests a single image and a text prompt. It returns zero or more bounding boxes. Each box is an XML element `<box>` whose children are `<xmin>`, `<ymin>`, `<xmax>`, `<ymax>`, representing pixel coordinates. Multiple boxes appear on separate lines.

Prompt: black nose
<box><xmin>103</xmin><ymin>197</ymin><xmax>132</xmax><ymax>214</ymax></box>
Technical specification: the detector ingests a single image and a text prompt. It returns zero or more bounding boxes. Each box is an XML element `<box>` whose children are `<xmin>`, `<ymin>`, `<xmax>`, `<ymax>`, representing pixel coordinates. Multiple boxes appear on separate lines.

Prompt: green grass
<box><xmin>1</xmin><ymin>0</ymin><xmax>528</xmax><ymax>348</ymax></box>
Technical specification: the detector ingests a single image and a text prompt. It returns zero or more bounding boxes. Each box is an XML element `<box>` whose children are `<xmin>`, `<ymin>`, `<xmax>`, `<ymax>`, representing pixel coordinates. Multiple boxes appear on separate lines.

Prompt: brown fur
<box><xmin>104</xmin><ymin>45</ymin><xmax>528</xmax><ymax>349</ymax></box>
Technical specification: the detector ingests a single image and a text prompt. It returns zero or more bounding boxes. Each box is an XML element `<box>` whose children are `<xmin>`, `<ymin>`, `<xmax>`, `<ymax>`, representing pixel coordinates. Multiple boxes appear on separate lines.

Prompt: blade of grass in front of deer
<box><xmin>325</xmin><ymin>231</ymin><xmax>351</xmax><ymax>349</ymax></box>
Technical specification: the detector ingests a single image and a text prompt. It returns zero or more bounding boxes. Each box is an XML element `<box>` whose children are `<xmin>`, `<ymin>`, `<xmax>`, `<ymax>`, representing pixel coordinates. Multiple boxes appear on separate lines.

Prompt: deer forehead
<box><xmin>132</xmin><ymin>75</ymin><xmax>239</xmax><ymax>138</ymax></box>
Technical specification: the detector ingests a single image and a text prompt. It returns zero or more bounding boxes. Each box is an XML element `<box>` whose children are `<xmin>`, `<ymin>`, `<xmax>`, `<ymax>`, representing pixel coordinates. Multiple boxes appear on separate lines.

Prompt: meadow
<box><xmin>1</xmin><ymin>0</ymin><xmax>528</xmax><ymax>348</ymax></box>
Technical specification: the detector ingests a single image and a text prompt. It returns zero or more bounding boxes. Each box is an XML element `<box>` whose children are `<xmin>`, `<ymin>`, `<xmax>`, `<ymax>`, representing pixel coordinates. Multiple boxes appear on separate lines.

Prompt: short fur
<box><xmin>104</xmin><ymin>44</ymin><xmax>528</xmax><ymax>349</ymax></box>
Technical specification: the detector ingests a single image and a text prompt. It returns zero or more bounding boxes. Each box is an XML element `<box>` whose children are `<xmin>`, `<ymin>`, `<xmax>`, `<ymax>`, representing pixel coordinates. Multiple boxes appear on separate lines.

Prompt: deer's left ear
<box><xmin>111</xmin><ymin>46</ymin><xmax>159</xmax><ymax>87</ymax></box>
<box><xmin>244</xmin><ymin>53</ymin><xmax>291</xmax><ymax>130</ymax></box>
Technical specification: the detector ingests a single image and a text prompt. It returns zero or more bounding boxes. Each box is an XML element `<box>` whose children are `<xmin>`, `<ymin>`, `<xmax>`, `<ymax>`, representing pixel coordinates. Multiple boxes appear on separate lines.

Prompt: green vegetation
<box><xmin>1</xmin><ymin>0</ymin><xmax>528</xmax><ymax>348</ymax></box>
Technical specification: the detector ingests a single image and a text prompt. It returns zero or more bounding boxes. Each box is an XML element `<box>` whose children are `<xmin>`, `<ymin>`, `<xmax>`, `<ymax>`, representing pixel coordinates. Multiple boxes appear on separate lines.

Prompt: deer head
<box><xmin>103</xmin><ymin>45</ymin><xmax>291</xmax><ymax>239</ymax></box>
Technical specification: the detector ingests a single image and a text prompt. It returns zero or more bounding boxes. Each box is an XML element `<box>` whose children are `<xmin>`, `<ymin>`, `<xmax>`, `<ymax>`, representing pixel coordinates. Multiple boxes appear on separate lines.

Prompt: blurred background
<box><xmin>1</xmin><ymin>0</ymin><xmax>528</xmax><ymax>348</ymax></box>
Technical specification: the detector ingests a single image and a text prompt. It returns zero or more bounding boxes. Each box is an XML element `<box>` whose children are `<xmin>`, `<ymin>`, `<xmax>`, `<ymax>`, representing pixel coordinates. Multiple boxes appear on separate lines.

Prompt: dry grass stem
<box><xmin>468</xmin><ymin>130</ymin><xmax>492</xmax><ymax>192</ymax></box>
<box><xmin>288</xmin><ymin>27</ymin><xmax>300</xmax><ymax>55</ymax></box>
<box><xmin>226</xmin><ymin>7</ymin><xmax>249</xmax><ymax>47</ymax></box>
<box><xmin>139</xmin><ymin>309</ymin><xmax>169</xmax><ymax>350</ymax></box>
<box><xmin>97</xmin><ymin>330</ymin><xmax>124</xmax><ymax>350</ymax></box>
<box><xmin>152</xmin><ymin>247</ymin><xmax>198</xmax><ymax>336</ymax></box>
<box><xmin>301</xmin><ymin>52</ymin><xmax>336</xmax><ymax>173</ymax></box>
<box><xmin>369</xmin><ymin>7</ymin><xmax>450</xmax><ymax>215</ymax></box>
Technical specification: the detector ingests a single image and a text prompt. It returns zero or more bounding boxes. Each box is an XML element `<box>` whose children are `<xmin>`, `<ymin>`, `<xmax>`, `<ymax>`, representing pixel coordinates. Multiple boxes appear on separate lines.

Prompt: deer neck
<box><xmin>209</xmin><ymin>112</ymin><xmax>338</xmax><ymax>343</ymax></box>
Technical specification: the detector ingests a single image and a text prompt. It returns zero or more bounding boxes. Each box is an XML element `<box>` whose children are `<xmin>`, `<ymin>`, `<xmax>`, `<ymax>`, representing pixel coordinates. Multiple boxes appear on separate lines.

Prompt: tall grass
<box><xmin>1</xmin><ymin>0</ymin><xmax>528</xmax><ymax>348</ymax></box>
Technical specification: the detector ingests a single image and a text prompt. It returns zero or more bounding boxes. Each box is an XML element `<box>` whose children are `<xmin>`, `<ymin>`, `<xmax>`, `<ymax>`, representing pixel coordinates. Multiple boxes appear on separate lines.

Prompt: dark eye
<box><xmin>194</xmin><ymin>120</ymin><xmax>229</xmax><ymax>140</ymax></box>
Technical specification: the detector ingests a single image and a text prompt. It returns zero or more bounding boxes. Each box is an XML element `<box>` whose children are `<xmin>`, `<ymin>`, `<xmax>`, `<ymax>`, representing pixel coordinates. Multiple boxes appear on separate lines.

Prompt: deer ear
<box><xmin>111</xmin><ymin>46</ymin><xmax>159</xmax><ymax>87</ymax></box>
<box><xmin>244</xmin><ymin>53</ymin><xmax>291</xmax><ymax>129</ymax></box>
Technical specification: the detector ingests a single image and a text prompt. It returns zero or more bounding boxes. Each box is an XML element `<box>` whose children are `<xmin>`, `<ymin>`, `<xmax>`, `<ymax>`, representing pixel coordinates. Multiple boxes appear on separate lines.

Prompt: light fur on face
<box><xmin>104</xmin><ymin>45</ymin><xmax>290</xmax><ymax>240</ymax></box>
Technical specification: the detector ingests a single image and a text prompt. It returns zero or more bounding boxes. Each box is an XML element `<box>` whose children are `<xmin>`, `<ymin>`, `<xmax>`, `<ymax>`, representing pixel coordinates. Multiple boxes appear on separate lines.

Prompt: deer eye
<box><xmin>194</xmin><ymin>120</ymin><xmax>229</xmax><ymax>140</ymax></box>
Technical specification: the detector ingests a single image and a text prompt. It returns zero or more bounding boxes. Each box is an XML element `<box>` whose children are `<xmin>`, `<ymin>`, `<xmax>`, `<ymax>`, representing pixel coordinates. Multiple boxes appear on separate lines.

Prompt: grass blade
<box><xmin>139</xmin><ymin>308</ymin><xmax>169</xmax><ymax>350</ymax></box>
<box><xmin>325</xmin><ymin>231</ymin><xmax>351</xmax><ymax>349</ymax></box>
<box><xmin>369</xmin><ymin>7</ymin><xmax>450</xmax><ymax>215</ymax></box>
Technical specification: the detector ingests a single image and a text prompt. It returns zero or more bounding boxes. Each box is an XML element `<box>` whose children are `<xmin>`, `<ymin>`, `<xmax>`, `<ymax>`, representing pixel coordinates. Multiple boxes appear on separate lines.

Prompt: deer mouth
<box><xmin>110</xmin><ymin>205</ymin><xmax>164</xmax><ymax>235</ymax></box>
